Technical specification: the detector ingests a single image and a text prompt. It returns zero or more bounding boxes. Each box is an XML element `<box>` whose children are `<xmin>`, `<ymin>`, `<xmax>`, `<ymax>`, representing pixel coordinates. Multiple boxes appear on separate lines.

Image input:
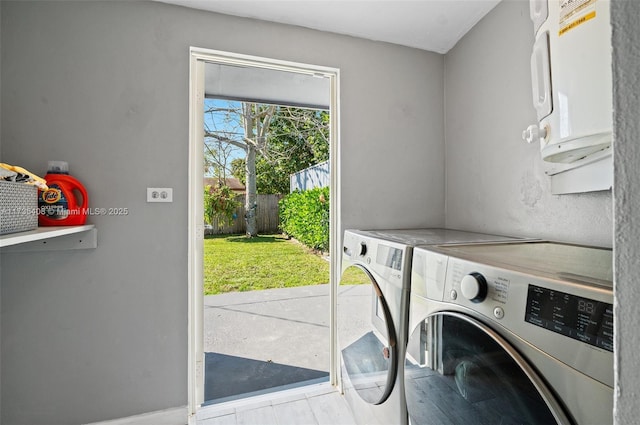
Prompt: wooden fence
<box><xmin>205</xmin><ymin>194</ymin><xmax>283</xmax><ymax>235</ymax></box>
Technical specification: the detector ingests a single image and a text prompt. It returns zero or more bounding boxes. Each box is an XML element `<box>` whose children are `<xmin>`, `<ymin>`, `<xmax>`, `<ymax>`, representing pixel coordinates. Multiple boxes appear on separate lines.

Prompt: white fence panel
<box><xmin>289</xmin><ymin>160</ymin><xmax>329</xmax><ymax>192</ymax></box>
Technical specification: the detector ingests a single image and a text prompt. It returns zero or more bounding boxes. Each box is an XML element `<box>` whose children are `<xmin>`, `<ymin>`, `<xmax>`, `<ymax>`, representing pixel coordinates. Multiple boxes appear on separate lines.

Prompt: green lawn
<box><xmin>204</xmin><ymin>234</ymin><xmax>330</xmax><ymax>295</ymax></box>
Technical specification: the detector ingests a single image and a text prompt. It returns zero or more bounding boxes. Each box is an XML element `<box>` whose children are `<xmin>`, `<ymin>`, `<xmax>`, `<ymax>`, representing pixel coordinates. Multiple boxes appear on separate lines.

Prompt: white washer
<box><xmin>337</xmin><ymin>229</ymin><xmax>522</xmax><ymax>425</ymax></box>
<box><xmin>406</xmin><ymin>241</ymin><xmax>613</xmax><ymax>424</ymax></box>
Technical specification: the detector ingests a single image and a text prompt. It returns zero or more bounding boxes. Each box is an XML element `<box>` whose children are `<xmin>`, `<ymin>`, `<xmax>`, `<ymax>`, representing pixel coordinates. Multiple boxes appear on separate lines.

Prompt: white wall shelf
<box><xmin>0</xmin><ymin>225</ymin><xmax>97</xmax><ymax>252</ymax></box>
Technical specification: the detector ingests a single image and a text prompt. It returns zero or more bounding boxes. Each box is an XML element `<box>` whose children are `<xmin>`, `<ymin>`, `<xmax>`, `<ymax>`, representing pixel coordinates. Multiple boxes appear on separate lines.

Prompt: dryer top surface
<box><xmin>346</xmin><ymin>228</ymin><xmax>520</xmax><ymax>247</ymax></box>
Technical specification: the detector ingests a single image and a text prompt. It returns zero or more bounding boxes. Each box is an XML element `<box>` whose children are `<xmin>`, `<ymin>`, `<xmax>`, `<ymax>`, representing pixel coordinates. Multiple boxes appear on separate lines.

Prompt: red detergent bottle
<box><xmin>38</xmin><ymin>161</ymin><xmax>89</xmax><ymax>226</ymax></box>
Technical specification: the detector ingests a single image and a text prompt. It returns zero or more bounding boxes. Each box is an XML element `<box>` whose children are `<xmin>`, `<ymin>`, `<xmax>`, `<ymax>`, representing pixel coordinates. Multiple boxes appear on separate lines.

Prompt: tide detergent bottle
<box><xmin>38</xmin><ymin>161</ymin><xmax>89</xmax><ymax>226</ymax></box>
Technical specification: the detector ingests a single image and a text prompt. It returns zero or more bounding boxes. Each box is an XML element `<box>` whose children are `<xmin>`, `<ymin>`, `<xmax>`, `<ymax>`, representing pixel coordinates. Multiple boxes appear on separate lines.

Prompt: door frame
<box><xmin>188</xmin><ymin>47</ymin><xmax>341</xmax><ymax>421</ymax></box>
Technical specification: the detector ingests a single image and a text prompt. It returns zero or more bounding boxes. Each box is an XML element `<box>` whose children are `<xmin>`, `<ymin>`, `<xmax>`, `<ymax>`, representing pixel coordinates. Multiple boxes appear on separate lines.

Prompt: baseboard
<box><xmin>83</xmin><ymin>406</ymin><xmax>188</xmax><ymax>425</ymax></box>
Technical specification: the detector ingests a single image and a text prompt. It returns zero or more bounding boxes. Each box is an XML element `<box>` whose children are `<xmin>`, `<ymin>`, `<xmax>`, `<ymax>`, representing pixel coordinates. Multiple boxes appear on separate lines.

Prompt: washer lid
<box><xmin>428</xmin><ymin>241</ymin><xmax>612</xmax><ymax>287</ymax></box>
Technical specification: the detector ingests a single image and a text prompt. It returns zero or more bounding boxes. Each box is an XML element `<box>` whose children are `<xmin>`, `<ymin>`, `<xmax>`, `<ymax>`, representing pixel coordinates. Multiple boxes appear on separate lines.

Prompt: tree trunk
<box><xmin>243</xmin><ymin>104</ymin><xmax>258</xmax><ymax>237</ymax></box>
<box><xmin>240</xmin><ymin>103</ymin><xmax>275</xmax><ymax>238</ymax></box>
<box><xmin>245</xmin><ymin>144</ymin><xmax>258</xmax><ymax>237</ymax></box>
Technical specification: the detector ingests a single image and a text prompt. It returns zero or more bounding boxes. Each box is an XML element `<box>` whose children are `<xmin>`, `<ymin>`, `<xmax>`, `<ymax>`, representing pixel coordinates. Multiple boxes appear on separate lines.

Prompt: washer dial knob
<box><xmin>460</xmin><ymin>272</ymin><xmax>488</xmax><ymax>303</ymax></box>
<box><xmin>358</xmin><ymin>242</ymin><xmax>367</xmax><ymax>256</ymax></box>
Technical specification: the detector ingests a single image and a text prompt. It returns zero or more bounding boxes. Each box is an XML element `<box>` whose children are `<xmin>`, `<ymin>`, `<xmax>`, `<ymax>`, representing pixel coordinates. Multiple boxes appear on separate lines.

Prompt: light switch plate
<box><xmin>147</xmin><ymin>188</ymin><xmax>173</xmax><ymax>203</ymax></box>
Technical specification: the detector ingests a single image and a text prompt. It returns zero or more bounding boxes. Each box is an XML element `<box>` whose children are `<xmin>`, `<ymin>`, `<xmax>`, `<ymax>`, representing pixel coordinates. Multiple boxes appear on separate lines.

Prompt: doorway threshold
<box><xmin>196</xmin><ymin>380</ymin><xmax>355</xmax><ymax>425</ymax></box>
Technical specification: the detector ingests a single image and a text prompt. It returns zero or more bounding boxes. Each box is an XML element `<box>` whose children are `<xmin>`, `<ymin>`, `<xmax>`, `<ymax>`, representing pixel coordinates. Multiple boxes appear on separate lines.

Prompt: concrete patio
<box><xmin>203</xmin><ymin>283</ymin><xmax>369</xmax><ymax>404</ymax></box>
<box><xmin>204</xmin><ymin>284</ymin><xmax>331</xmax><ymax>403</ymax></box>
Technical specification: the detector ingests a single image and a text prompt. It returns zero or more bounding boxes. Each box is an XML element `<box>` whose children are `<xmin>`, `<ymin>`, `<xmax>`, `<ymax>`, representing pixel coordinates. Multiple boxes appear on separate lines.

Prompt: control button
<box><xmin>358</xmin><ymin>242</ymin><xmax>367</xmax><ymax>256</ymax></box>
<box><xmin>494</xmin><ymin>307</ymin><xmax>505</xmax><ymax>319</ymax></box>
<box><xmin>450</xmin><ymin>289</ymin><xmax>458</xmax><ymax>300</ymax></box>
<box><xmin>366</xmin><ymin>257</ymin><xmax>371</xmax><ymax>264</ymax></box>
<box><xmin>460</xmin><ymin>272</ymin><xmax>488</xmax><ymax>303</ymax></box>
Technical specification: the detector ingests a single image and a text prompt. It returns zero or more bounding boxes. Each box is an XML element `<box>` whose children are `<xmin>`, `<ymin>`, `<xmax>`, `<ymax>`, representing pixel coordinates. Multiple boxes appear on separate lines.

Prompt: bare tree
<box><xmin>204</xmin><ymin>102</ymin><xmax>244</xmax><ymax>182</ymax></box>
<box><xmin>204</xmin><ymin>101</ymin><xmax>276</xmax><ymax>237</ymax></box>
<box><xmin>241</xmin><ymin>103</ymin><xmax>276</xmax><ymax>237</ymax></box>
<box><xmin>205</xmin><ymin>100</ymin><xmax>329</xmax><ymax>238</ymax></box>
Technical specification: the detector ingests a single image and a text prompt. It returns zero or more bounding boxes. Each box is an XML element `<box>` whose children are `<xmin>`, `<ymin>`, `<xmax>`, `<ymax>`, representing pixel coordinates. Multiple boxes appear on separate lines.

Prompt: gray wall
<box><xmin>0</xmin><ymin>1</ymin><xmax>444</xmax><ymax>424</ymax></box>
<box><xmin>611</xmin><ymin>0</ymin><xmax>640</xmax><ymax>422</ymax></box>
<box><xmin>0</xmin><ymin>2</ymin><xmax>3</xmax><ymax>420</ymax></box>
<box><xmin>444</xmin><ymin>0</ymin><xmax>613</xmax><ymax>247</ymax></box>
<box><xmin>448</xmin><ymin>1</ymin><xmax>640</xmax><ymax>423</ymax></box>
<box><xmin>3</xmin><ymin>0</ymin><xmax>633</xmax><ymax>424</ymax></box>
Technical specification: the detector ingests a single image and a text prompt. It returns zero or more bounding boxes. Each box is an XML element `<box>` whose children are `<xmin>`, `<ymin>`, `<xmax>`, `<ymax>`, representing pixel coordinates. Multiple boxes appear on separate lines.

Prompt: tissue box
<box><xmin>0</xmin><ymin>180</ymin><xmax>38</xmax><ymax>235</ymax></box>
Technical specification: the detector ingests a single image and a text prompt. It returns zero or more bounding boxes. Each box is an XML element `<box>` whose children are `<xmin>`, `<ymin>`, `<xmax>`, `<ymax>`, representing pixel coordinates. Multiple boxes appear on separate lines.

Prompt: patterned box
<box><xmin>0</xmin><ymin>180</ymin><xmax>38</xmax><ymax>235</ymax></box>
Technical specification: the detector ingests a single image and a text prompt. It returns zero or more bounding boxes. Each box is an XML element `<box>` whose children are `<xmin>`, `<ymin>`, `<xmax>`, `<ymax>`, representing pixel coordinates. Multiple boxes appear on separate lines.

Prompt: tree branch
<box><xmin>205</xmin><ymin>132</ymin><xmax>248</xmax><ymax>151</ymax></box>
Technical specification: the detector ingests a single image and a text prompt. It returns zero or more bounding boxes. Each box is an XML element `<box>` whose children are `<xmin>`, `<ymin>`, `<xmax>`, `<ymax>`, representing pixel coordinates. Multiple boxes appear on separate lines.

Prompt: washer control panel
<box><xmin>417</xmin><ymin>246</ymin><xmax>614</xmax><ymax>388</ymax></box>
<box><xmin>446</xmin><ymin>261</ymin><xmax>511</xmax><ymax>309</ymax></box>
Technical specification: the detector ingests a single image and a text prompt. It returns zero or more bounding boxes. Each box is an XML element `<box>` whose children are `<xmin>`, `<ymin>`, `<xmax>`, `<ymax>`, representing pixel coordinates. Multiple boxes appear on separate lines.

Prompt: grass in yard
<box><xmin>204</xmin><ymin>234</ymin><xmax>330</xmax><ymax>295</ymax></box>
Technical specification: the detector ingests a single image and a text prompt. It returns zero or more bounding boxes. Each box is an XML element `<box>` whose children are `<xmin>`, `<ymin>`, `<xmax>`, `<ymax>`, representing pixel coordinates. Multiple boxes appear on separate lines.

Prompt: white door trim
<box><xmin>188</xmin><ymin>50</ymin><xmax>206</xmax><ymax>422</ymax></box>
<box><xmin>187</xmin><ymin>46</ymin><xmax>340</xmax><ymax>422</ymax></box>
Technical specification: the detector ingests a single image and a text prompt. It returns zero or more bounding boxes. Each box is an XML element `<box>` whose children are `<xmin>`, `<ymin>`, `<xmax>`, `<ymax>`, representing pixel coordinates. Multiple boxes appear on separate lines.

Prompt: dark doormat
<box><xmin>204</xmin><ymin>352</ymin><xmax>329</xmax><ymax>403</ymax></box>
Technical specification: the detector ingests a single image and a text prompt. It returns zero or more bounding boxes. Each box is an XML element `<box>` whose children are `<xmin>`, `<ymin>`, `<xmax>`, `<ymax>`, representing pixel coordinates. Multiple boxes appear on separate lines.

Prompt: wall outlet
<box><xmin>147</xmin><ymin>188</ymin><xmax>173</xmax><ymax>203</ymax></box>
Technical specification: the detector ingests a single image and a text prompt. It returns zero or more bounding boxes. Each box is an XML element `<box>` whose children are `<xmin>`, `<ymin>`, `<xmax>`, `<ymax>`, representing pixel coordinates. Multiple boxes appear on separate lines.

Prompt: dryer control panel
<box><xmin>342</xmin><ymin>230</ymin><xmax>410</xmax><ymax>285</ymax></box>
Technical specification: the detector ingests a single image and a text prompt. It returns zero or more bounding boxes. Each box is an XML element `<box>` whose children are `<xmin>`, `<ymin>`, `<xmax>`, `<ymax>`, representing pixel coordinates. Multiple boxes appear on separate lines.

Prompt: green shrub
<box><xmin>204</xmin><ymin>184</ymin><xmax>240</xmax><ymax>229</ymax></box>
<box><xmin>279</xmin><ymin>187</ymin><xmax>329</xmax><ymax>252</ymax></box>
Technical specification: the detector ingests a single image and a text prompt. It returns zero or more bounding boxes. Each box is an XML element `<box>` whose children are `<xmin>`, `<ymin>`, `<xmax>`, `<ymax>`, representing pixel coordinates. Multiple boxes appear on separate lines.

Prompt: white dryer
<box><xmin>337</xmin><ymin>229</ymin><xmax>522</xmax><ymax>425</ymax></box>
<box><xmin>405</xmin><ymin>241</ymin><xmax>613</xmax><ymax>424</ymax></box>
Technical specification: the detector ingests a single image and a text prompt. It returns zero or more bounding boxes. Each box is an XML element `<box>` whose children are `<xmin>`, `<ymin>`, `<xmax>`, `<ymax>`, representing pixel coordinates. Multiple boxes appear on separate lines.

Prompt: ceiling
<box><xmin>155</xmin><ymin>0</ymin><xmax>502</xmax><ymax>54</ymax></box>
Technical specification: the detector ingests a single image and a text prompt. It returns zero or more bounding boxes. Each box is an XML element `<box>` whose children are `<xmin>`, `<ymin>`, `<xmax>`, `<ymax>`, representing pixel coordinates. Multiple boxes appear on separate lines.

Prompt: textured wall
<box><xmin>444</xmin><ymin>0</ymin><xmax>613</xmax><ymax>247</ymax></box>
<box><xmin>611</xmin><ymin>0</ymin><xmax>640</xmax><ymax>422</ymax></box>
<box><xmin>0</xmin><ymin>1</ymin><xmax>444</xmax><ymax>423</ymax></box>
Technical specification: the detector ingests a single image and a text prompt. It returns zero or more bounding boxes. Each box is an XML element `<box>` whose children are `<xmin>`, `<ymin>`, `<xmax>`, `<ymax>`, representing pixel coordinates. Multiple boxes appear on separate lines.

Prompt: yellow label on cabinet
<box><xmin>559</xmin><ymin>10</ymin><xmax>597</xmax><ymax>36</ymax></box>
